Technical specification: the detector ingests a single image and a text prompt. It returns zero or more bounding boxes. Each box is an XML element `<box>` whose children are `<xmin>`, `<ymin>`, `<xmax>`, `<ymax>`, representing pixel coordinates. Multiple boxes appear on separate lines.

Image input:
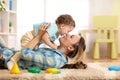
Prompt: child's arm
<box><xmin>42</xmin><ymin>32</ymin><xmax>58</xmax><ymax>49</ymax></box>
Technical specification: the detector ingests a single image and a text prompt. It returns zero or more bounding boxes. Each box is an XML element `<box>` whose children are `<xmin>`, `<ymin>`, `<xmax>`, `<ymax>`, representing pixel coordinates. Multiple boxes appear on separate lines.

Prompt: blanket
<box><xmin>0</xmin><ymin>62</ymin><xmax>120</xmax><ymax>80</ymax></box>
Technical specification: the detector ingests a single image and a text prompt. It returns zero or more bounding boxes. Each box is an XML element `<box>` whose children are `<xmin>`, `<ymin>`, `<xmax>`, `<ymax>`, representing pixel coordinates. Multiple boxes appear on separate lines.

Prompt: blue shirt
<box><xmin>0</xmin><ymin>46</ymin><xmax>68</xmax><ymax>69</ymax></box>
<box><xmin>33</xmin><ymin>22</ymin><xmax>59</xmax><ymax>44</ymax></box>
<box><xmin>18</xmin><ymin>48</ymin><xmax>68</xmax><ymax>69</ymax></box>
<box><xmin>0</xmin><ymin>47</ymin><xmax>15</xmax><ymax>62</ymax></box>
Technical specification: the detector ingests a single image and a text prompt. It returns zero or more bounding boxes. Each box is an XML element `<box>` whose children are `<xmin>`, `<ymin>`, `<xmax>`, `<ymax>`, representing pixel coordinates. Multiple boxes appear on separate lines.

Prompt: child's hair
<box><xmin>67</xmin><ymin>35</ymin><xmax>86</xmax><ymax>62</ymax></box>
<box><xmin>55</xmin><ymin>14</ymin><xmax>75</xmax><ymax>27</ymax></box>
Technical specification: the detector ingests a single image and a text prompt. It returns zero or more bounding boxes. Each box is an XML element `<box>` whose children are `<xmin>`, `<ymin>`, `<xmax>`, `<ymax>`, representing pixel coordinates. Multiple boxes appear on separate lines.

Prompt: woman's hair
<box><xmin>62</xmin><ymin>35</ymin><xmax>87</xmax><ymax>69</ymax></box>
<box><xmin>67</xmin><ymin>35</ymin><xmax>86</xmax><ymax>61</ymax></box>
<box><xmin>55</xmin><ymin>14</ymin><xmax>75</xmax><ymax>27</ymax></box>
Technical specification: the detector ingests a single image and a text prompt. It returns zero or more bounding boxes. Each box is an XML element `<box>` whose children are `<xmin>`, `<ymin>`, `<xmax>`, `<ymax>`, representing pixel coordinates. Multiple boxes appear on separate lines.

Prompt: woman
<box><xmin>1</xmin><ymin>25</ymin><xmax>87</xmax><ymax>70</ymax></box>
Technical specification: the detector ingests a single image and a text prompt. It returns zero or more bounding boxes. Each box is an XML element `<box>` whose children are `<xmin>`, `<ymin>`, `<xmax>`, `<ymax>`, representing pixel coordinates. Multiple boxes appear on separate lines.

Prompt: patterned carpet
<box><xmin>0</xmin><ymin>62</ymin><xmax>120</xmax><ymax>80</ymax></box>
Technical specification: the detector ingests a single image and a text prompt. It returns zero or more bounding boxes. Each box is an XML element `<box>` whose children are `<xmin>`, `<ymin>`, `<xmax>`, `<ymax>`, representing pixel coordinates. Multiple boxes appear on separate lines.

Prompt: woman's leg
<box><xmin>7</xmin><ymin>31</ymin><xmax>34</xmax><ymax>70</ymax></box>
<box><xmin>7</xmin><ymin>51</ymin><xmax>21</xmax><ymax>70</ymax></box>
<box><xmin>0</xmin><ymin>47</ymin><xmax>16</xmax><ymax>69</ymax></box>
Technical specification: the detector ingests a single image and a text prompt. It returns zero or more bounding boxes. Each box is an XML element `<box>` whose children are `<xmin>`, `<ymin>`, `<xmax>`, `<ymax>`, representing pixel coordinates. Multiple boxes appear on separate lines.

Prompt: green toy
<box><xmin>0</xmin><ymin>0</ymin><xmax>6</xmax><ymax>11</ymax></box>
<box><xmin>28</xmin><ymin>67</ymin><xmax>41</xmax><ymax>73</ymax></box>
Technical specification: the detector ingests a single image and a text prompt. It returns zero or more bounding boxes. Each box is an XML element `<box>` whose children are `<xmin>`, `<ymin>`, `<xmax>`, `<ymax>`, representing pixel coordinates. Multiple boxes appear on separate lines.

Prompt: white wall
<box><xmin>17</xmin><ymin>0</ymin><xmax>118</xmax><ymax>59</ymax></box>
<box><xmin>17</xmin><ymin>0</ymin><xmax>90</xmax><ymax>49</ymax></box>
<box><xmin>17</xmin><ymin>0</ymin><xmax>44</xmax><ymax>49</ymax></box>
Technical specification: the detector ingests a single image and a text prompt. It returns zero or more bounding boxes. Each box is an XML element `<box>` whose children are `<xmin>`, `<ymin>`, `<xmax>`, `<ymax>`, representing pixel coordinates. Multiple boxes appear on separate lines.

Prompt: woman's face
<box><xmin>59</xmin><ymin>33</ymin><xmax>81</xmax><ymax>48</ymax></box>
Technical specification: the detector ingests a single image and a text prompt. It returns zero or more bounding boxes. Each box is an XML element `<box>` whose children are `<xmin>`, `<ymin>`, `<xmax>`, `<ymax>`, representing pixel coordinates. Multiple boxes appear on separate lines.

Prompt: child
<box><xmin>21</xmin><ymin>14</ymin><xmax>75</xmax><ymax>50</ymax></box>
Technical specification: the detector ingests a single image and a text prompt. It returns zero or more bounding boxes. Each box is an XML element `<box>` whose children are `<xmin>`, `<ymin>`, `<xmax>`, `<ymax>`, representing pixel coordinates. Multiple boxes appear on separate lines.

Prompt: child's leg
<box><xmin>21</xmin><ymin>31</ymin><xmax>34</xmax><ymax>49</ymax></box>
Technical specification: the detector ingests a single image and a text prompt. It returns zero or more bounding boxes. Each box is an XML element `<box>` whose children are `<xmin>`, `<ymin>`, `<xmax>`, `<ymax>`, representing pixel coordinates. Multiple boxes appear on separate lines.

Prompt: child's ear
<box><xmin>67</xmin><ymin>46</ymin><xmax>74</xmax><ymax>51</ymax></box>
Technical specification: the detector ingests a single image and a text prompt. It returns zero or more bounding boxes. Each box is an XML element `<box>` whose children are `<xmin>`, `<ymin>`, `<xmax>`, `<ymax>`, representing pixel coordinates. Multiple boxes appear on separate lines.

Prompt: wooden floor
<box><xmin>84</xmin><ymin>54</ymin><xmax>120</xmax><ymax>62</ymax></box>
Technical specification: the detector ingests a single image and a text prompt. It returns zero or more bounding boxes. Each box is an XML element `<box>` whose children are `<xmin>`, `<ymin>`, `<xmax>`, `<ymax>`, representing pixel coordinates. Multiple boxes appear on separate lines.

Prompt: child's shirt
<box><xmin>33</xmin><ymin>22</ymin><xmax>59</xmax><ymax>44</ymax></box>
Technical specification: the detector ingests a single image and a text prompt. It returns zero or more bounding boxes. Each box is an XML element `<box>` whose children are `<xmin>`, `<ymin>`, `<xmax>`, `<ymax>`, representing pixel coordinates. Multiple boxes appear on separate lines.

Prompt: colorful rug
<box><xmin>0</xmin><ymin>62</ymin><xmax>120</xmax><ymax>80</ymax></box>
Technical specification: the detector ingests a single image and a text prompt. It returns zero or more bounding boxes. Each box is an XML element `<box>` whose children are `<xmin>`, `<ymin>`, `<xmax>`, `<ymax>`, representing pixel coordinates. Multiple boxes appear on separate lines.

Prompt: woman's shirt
<box><xmin>18</xmin><ymin>48</ymin><xmax>68</xmax><ymax>69</ymax></box>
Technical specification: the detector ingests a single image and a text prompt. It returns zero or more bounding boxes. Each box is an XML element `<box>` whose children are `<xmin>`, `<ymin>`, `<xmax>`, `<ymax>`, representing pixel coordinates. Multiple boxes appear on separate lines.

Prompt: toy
<box><xmin>0</xmin><ymin>0</ymin><xmax>6</xmax><ymax>11</ymax></box>
<box><xmin>108</xmin><ymin>66</ymin><xmax>120</xmax><ymax>71</ymax></box>
<box><xmin>10</xmin><ymin>62</ymin><xmax>20</xmax><ymax>74</ymax></box>
<box><xmin>28</xmin><ymin>67</ymin><xmax>41</xmax><ymax>73</ymax></box>
<box><xmin>46</xmin><ymin>68</ymin><xmax>60</xmax><ymax>74</ymax></box>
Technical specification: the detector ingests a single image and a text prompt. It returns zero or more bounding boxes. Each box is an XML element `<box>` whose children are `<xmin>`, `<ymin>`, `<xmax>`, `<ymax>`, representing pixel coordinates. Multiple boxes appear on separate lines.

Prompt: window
<box><xmin>17</xmin><ymin>0</ymin><xmax>89</xmax><ymax>49</ymax></box>
<box><xmin>45</xmin><ymin>0</ymin><xmax>89</xmax><ymax>34</ymax></box>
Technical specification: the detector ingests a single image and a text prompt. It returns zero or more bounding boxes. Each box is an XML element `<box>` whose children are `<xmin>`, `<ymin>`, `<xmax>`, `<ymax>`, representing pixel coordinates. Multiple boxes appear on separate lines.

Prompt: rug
<box><xmin>0</xmin><ymin>62</ymin><xmax>120</xmax><ymax>80</ymax></box>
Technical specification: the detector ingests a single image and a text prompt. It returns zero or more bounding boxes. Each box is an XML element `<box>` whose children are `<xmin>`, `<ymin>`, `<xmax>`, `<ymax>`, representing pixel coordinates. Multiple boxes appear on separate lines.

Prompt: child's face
<box><xmin>59</xmin><ymin>25</ymin><xmax>74</xmax><ymax>36</ymax></box>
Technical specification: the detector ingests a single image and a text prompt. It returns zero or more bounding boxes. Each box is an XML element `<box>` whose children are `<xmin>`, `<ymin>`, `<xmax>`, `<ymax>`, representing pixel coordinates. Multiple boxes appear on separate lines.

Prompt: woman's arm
<box><xmin>24</xmin><ymin>25</ymin><xmax>49</xmax><ymax>49</ymax></box>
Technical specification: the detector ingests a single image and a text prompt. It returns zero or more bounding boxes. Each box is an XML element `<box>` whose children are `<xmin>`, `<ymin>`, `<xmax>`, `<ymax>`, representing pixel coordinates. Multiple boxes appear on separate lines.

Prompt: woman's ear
<box><xmin>67</xmin><ymin>46</ymin><xmax>74</xmax><ymax>51</ymax></box>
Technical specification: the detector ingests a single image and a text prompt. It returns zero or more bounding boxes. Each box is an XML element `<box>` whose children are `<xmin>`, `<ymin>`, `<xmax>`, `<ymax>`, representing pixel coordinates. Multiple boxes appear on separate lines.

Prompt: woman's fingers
<box><xmin>39</xmin><ymin>23</ymin><xmax>50</xmax><ymax>31</ymax></box>
<box><xmin>43</xmin><ymin>23</ymin><xmax>50</xmax><ymax>29</ymax></box>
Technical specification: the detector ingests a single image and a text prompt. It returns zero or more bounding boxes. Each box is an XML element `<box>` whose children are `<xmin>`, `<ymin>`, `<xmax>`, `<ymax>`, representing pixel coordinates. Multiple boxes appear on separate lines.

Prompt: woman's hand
<box><xmin>24</xmin><ymin>23</ymin><xmax>50</xmax><ymax>49</ymax></box>
<box><xmin>38</xmin><ymin>23</ymin><xmax>50</xmax><ymax>35</ymax></box>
